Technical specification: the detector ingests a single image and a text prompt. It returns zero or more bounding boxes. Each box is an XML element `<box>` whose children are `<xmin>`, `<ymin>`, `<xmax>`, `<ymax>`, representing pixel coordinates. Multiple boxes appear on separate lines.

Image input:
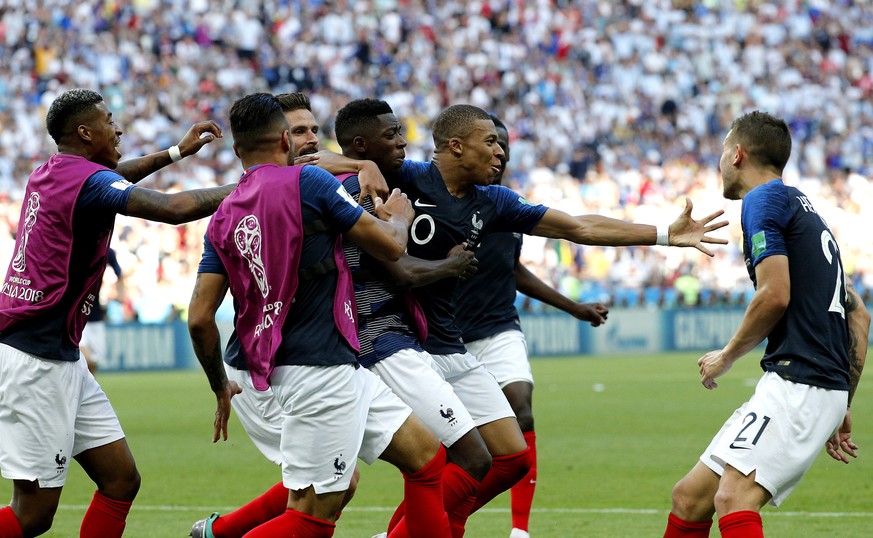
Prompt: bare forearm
<box><xmin>115</xmin><ymin>151</ymin><xmax>176</xmax><ymax>184</ymax></box>
<box><xmin>190</xmin><ymin>325</ymin><xmax>228</xmax><ymax>393</ymax></box>
<box><xmin>515</xmin><ymin>264</ymin><xmax>576</xmax><ymax>313</ymax></box>
<box><xmin>533</xmin><ymin>211</ymin><xmax>657</xmax><ymax>246</ymax></box>
<box><xmin>368</xmin><ymin>219</ymin><xmax>409</xmax><ymax>262</ymax></box>
<box><xmin>846</xmin><ymin>285</ymin><xmax>869</xmax><ymax>406</ymax></box>
<box><xmin>390</xmin><ymin>255</ymin><xmax>458</xmax><ymax>287</ymax></box>
<box><xmin>722</xmin><ymin>292</ymin><xmax>786</xmax><ymax>362</ymax></box>
<box><xmin>124</xmin><ymin>184</ymin><xmax>235</xmax><ymax>225</ymax></box>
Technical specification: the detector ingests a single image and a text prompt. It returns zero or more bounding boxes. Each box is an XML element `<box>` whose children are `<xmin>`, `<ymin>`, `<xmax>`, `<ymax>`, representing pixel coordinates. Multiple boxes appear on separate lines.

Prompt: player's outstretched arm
<box><xmin>345</xmin><ymin>188</ymin><xmax>413</xmax><ymax>262</ymax></box>
<box><xmin>515</xmin><ymin>263</ymin><xmax>608</xmax><ymax>326</ymax></box>
<box><xmin>188</xmin><ymin>272</ymin><xmax>242</xmax><ymax>443</ymax></box>
<box><xmin>380</xmin><ymin>243</ymin><xmax>478</xmax><ymax>287</ymax></box>
<box><xmin>699</xmin><ymin>255</ymin><xmax>790</xmax><ymax>389</ymax></box>
<box><xmin>529</xmin><ymin>198</ymin><xmax>727</xmax><ymax>255</ymax></box>
<box><xmin>115</xmin><ymin>120</ymin><xmax>222</xmax><ymax>183</ymax></box>
<box><xmin>123</xmin><ymin>183</ymin><xmax>236</xmax><ymax>225</ymax></box>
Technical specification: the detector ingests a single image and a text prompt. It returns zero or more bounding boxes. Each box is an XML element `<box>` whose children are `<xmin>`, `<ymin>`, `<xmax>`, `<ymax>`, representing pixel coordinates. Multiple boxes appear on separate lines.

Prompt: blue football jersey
<box><xmin>742</xmin><ymin>179</ymin><xmax>849</xmax><ymax>390</ymax></box>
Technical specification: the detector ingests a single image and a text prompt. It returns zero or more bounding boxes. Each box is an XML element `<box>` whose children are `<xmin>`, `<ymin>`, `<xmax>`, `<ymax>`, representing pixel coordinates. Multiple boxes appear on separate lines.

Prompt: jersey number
<box><xmin>820</xmin><ymin>230</ymin><xmax>845</xmax><ymax>319</ymax></box>
<box><xmin>729</xmin><ymin>412</ymin><xmax>771</xmax><ymax>449</ymax></box>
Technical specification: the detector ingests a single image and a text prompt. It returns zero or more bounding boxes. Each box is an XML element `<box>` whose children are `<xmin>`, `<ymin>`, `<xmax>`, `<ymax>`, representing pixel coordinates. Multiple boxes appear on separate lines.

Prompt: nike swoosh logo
<box><xmin>414</xmin><ymin>199</ymin><xmax>437</xmax><ymax>207</ymax></box>
<box><xmin>729</xmin><ymin>443</ymin><xmax>750</xmax><ymax>450</ymax></box>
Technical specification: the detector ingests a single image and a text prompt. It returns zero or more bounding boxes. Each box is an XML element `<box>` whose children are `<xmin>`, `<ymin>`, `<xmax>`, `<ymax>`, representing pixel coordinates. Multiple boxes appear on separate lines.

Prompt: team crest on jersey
<box><xmin>751</xmin><ymin>231</ymin><xmax>767</xmax><ymax>258</ymax></box>
<box><xmin>467</xmin><ymin>211</ymin><xmax>484</xmax><ymax>245</ymax></box>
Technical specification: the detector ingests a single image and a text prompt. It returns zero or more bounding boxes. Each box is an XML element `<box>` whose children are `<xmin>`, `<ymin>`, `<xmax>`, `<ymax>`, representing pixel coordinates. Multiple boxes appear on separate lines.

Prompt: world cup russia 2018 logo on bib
<box><xmin>12</xmin><ymin>192</ymin><xmax>40</xmax><ymax>273</ymax></box>
<box><xmin>234</xmin><ymin>215</ymin><xmax>269</xmax><ymax>298</ymax></box>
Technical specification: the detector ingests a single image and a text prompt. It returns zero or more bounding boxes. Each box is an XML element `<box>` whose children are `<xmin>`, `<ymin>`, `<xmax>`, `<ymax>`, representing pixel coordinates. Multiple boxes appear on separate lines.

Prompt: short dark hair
<box><xmin>729</xmin><ymin>111</ymin><xmax>792</xmax><ymax>172</ymax></box>
<box><xmin>275</xmin><ymin>92</ymin><xmax>311</xmax><ymax>113</ymax></box>
<box><xmin>489</xmin><ymin>114</ymin><xmax>507</xmax><ymax>133</ymax></box>
<box><xmin>432</xmin><ymin>104</ymin><xmax>492</xmax><ymax>151</ymax></box>
<box><xmin>334</xmin><ymin>98</ymin><xmax>394</xmax><ymax>148</ymax></box>
<box><xmin>229</xmin><ymin>93</ymin><xmax>289</xmax><ymax>155</ymax></box>
<box><xmin>45</xmin><ymin>88</ymin><xmax>104</xmax><ymax>144</ymax></box>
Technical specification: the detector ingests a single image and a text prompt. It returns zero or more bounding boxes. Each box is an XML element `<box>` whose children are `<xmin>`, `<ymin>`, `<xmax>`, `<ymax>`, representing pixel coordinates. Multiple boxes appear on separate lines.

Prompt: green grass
<box><xmin>2</xmin><ymin>353</ymin><xmax>871</xmax><ymax>537</ymax></box>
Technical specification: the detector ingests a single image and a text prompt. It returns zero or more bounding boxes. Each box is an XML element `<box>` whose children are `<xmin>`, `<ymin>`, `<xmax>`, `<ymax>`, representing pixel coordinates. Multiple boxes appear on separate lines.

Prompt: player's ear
<box><xmin>733</xmin><ymin>143</ymin><xmax>744</xmax><ymax>167</ymax></box>
<box><xmin>352</xmin><ymin>135</ymin><xmax>367</xmax><ymax>154</ymax></box>
<box><xmin>281</xmin><ymin>129</ymin><xmax>293</xmax><ymax>155</ymax></box>
<box><xmin>77</xmin><ymin>124</ymin><xmax>92</xmax><ymax>143</ymax></box>
<box><xmin>448</xmin><ymin>136</ymin><xmax>463</xmax><ymax>157</ymax></box>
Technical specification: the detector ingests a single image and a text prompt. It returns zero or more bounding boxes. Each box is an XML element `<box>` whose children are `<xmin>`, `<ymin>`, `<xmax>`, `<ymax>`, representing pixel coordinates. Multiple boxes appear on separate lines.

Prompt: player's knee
<box><xmin>102</xmin><ymin>467</ymin><xmax>141</xmax><ymax>502</ymax></box>
<box><xmin>514</xmin><ymin>410</ymin><xmax>534</xmax><ymax>432</ymax></box>
<box><xmin>17</xmin><ymin>506</ymin><xmax>57</xmax><ymax>536</ymax></box>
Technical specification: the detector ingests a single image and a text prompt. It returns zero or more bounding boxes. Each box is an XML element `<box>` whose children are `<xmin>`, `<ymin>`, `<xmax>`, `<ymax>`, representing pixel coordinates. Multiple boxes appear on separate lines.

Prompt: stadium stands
<box><xmin>1</xmin><ymin>1</ymin><xmax>870</xmax><ymax>319</ymax></box>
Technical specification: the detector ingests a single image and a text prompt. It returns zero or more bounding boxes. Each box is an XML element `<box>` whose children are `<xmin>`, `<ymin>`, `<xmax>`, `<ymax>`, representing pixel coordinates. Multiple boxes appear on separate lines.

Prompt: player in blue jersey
<box><xmin>0</xmin><ymin>88</ymin><xmax>233</xmax><ymax>538</ymax></box>
<box><xmin>187</xmin><ymin>93</ymin><xmax>387</xmax><ymax>538</ymax></box>
<box><xmin>187</xmin><ymin>93</ymin><xmax>450</xmax><ymax>538</ymax></box>
<box><xmin>455</xmin><ymin>115</ymin><xmax>608</xmax><ymax>538</ymax></box>
<box><xmin>333</xmin><ymin>99</ymin><xmax>511</xmax><ymax>537</ymax></box>
<box><xmin>663</xmin><ymin>112</ymin><xmax>869</xmax><ymax>538</ymax></box>
<box><xmin>394</xmin><ymin>103</ymin><xmax>728</xmax><ymax>531</ymax></box>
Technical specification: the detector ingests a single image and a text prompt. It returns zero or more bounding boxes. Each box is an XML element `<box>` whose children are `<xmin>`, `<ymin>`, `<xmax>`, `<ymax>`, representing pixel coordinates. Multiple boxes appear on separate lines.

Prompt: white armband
<box><xmin>168</xmin><ymin>145</ymin><xmax>183</xmax><ymax>163</ymax></box>
<box><xmin>656</xmin><ymin>224</ymin><xmax>669</xmax><ymax>246</ymax></box>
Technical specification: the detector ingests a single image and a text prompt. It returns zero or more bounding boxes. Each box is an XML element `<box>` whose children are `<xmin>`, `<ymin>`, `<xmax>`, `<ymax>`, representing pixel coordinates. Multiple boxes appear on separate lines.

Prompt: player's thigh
<box><xmin>225</xmin><ymin>363</ymin><xmax>283</xmax><ymax>465</ymax></box>
<box><xmin>271</xmin><ymin>364</ymin><xmax>368</xmax><ymax>495</ymax></box>
<box><xmin>465</xmin><ymin>329</ymin><xmax>533</xmax><ymax>389</ymax></box>
<box><xmin>369</xmin><ymin>349</ymin><xmax>475</xmax><ymax>448</ymax></box>
<box><xmin>431</xmin><ymin>352</ymin><xmax>516</xmax><ymax>429</ymax></box>
<box><xmin>703</xmin><ymin>372</ymin><xmax>847</xmax><ymax>507</ymax></box>
<box><xmin>0</xmin><ymin>346</ymin><xmax>86</xmax><ymax>488</ymax></box>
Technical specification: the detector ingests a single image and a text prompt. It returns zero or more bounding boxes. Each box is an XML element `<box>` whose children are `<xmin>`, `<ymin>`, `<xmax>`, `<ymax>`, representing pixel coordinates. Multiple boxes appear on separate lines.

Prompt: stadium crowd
<box><xmin>1</xmin><ymin>0</ymin><xmax>871</xmax><ymax>321</ymax></box>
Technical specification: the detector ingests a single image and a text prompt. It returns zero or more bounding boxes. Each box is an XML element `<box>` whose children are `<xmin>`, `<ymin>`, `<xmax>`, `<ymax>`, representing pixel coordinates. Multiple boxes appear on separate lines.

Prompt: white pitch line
<box><xmin>53</xmin><ymin>505</ymin><xmax>873</xmax><ymax>518</ymax></box>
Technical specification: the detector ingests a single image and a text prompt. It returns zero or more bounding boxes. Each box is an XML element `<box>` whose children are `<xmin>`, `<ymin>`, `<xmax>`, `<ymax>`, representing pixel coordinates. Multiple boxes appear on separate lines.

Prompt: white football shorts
<box><xmin>464</xmin><ymin>329</ymin><xmax>533</xmax><ymax>388</ymax></box>
<box><xmin>225</xmin><ymin>363</ymin><xmax>283</xmax><ymax>466</ymax></box>
<box><xmin>0</xmin><ymin>344</ymin><xmax>125</xmax><ymax>488</ymax></box>
<box><xmin>270</xmin><ymin>363</ymin><xmax>411</xmax><ymax>494</ymax></box>
<box><xmin>368</xmin><ymin>348</ymin><xmax>476</xmax><ymax>447</ymax></box>
<box><xmin>79</xmin><ymin>320</ymin><xmax>107</xmax><ymax>365</ymax></box>
<box><xmin>429</xmin><ymin>351</ymin><xmax>516</xmax><ymax>427</ymax></box>
<box><xmin>701</xmin><ymin>371</ymin><xmax>848</xmax><ymax>507</ymax></box>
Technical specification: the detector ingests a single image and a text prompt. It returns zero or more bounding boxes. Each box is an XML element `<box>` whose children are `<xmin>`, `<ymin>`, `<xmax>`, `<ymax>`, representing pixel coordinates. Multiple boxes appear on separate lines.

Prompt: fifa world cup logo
<box><xmin>12</xmin><ymin>192</ymin><xmax>40</xmax><ymax>273</ymax></box>
<box><xmin>234</xmin><ymin>215</ymin><xmax>269</xmax><ymax>298</ymax></box>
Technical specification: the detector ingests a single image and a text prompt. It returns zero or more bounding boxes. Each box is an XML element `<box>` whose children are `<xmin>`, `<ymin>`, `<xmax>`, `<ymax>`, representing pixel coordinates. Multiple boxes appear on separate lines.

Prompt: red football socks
<box><xmin>79</xmin><ymin>491</ymin><xmax>132</xmax><ymax>538</ymax></box>
<box><xmin>242</xmin><ymin>509</ymin><xmax>335</xmax><ymax>537</ymax></box>
<box><xmin>510</xmin><ymin>430</ymin><xmax>537</xmax><ymax>532</ymax></box>
<box><xmin>0</xmin><ymin>506</ymin><xmax>23</xmax><ymax>538</ymax></box>
<box><xmin>663</xmin><ymin>512</ymin><xmax>713</xmax><ymax>537</ymax></box>
<box><xmin>212</xmin><ymin>482</ymin><xmax>288</xmax><ymax>537</ymax></box>
<box><xmin>468</xmin><ymin>447</ymin><xmax>532</xmax><ymax>514</ymax></box>
<box><xmin>389</xmin><ymin>445</ymin><xmax>450</xmax><ymax>538</ymax></box>
<box><xmin>718</xmin><ymin>510</ymin><xmax>763</xmax><ymax>538</ymax></box>
<box><xmin>388</xmin><ymin>459</ymin><xmax>480</xmax><ymax>538</ymax></box>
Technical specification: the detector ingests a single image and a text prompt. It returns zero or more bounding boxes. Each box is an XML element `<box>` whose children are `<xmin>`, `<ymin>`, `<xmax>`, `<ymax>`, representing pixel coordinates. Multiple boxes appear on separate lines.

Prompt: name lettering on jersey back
<box><xmin>796</xmin><ymin>195</ymin><xmax>815</xmax><ymax>214</ymax></box>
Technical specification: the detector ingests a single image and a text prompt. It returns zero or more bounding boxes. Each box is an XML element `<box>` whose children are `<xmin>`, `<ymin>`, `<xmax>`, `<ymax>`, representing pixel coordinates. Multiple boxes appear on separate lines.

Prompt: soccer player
<box><xmin>395</xmin><ymin>104</ymin><xmax>728</xmax><ymax>531</ymax></box>
<box><xmin>0</xmin><ymin>88</ymin><xmax>233</xmax><ymax>538</ymax></box>
<box><xmin>333</xmin><ymin>99</ymin><xmax>500</xmax><ymax>537</ymax></box>
<box><xmin>188</xmin><ymin>92</ymin><xmax>376</xmax><ymax>538</ymax></box>
<box><xmin>662</xmin><ymin>111</ymin><xmax>869</xmax><ymax>538</ymax></box>
<box><xmin>187</xmin><ymin>93</ymin><xmax>450</xmax><ymax>537</ymax></box>
<box><xmin>80</xmin><ymin>247</ymin><xmax>125</xmax><ymax>374</ymax></box>
<box><xmin>454</xmin><ymin>114</ymin><xmax>609</xmax><ymax>538</ymax></box>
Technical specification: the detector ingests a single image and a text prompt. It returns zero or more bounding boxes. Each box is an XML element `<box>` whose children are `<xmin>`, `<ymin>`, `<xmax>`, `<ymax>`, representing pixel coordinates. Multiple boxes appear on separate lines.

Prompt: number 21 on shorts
<box><xmin>729</xmin><ymin>412</ymin><xmax>771</xmax><ymax>450</ymax></box>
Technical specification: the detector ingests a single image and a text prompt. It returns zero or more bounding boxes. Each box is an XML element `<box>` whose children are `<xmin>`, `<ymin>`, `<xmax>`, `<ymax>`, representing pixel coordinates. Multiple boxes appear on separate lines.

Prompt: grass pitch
<box><xmin>1</xmin><ymin>352</ymin><xmax>870</xmax><ymax>537</ymax></box>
